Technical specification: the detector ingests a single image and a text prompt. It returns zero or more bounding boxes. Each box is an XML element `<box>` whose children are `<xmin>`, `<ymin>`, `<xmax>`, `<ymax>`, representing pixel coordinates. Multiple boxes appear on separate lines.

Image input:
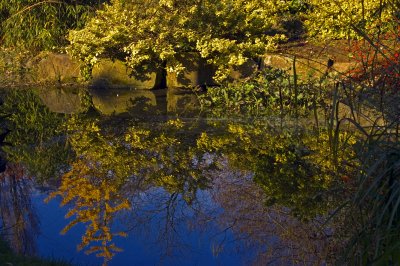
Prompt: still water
<box><xmin>0</xmin><ymin>87</ymin><xmax>352</xmax><ymax>265</ymax></box>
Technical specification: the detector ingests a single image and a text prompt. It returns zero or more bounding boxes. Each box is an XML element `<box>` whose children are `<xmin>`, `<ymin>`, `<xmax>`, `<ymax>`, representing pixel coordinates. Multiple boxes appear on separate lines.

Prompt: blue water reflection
<box><xmin>33</xmin><ymin>188</ymin><xmax>252</xmax><ymax>266</ymax></box>
<box><xmin>0</xmin><ymin>87</ymin><xmax>343</xmax><ymax>265</ymax></box>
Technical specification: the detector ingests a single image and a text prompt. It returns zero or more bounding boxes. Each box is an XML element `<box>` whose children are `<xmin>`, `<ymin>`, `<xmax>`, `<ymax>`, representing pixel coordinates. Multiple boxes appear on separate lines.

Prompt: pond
<box><xmin>0</xmin><ymin>86</ymin><xmax>357</xmax><ymax>265</ymax></box>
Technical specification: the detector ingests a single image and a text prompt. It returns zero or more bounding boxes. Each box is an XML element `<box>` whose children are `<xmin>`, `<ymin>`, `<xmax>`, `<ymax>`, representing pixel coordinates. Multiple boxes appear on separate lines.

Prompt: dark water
<box><xmin>0</xmin><ymin>87</ymin><xmax>350</xmax><ymax>265</ymax></box>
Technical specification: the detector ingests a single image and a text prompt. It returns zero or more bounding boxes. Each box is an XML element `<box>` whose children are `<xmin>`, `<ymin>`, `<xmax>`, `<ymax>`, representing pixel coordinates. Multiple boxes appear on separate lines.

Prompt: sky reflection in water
<box><xmin>0</xmin><ymin>87</ymin><xmax>350</xmax><ymax>265</ymax></box>
<box><xmin>32</xmin><ymin>189</ymin><xmax>249</xmax><ymax>266</ymax></box>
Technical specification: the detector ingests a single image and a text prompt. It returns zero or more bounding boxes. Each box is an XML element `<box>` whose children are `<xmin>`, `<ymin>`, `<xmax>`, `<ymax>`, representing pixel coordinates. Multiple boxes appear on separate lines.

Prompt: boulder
<box><xmin>91</xmin><ymin>59</ymin><xmax>161</xmax><ymax>90</ymax></box>
<box><xmin>227</xmin><ymin>59</ymin><xmax>258</xmax><ymax>82</ymax></box>
<box><xmin>166</xmin><ymin>54</ymin><xmax>259</xmax><ymax>88</ymax></box>
<box><xmin>166</xmin><ymin>54</ymin><xmax>218</xmax><ymax>88</ymax></box>
<box><xmin>35</xmin><ymin>53</ymin><xmax>81</xmax><ymax>83</ymax></box>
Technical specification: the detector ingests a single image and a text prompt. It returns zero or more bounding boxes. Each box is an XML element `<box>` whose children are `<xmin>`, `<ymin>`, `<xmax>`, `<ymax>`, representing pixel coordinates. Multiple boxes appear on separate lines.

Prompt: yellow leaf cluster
<box><xmin>68</xmin><ymin>0</ymin><xmax>288</xmax><ymax>81</ymax></box>
<box><xmin>306</xmin><ymin>0</ymin><xmax>394</xmax><ymax>39</ymax></box>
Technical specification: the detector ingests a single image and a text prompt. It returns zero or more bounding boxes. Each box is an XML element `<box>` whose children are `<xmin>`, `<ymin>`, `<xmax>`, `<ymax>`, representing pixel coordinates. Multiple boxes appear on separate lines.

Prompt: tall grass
<box><xmin>324</xmin><ymin>13</ymin><xmax>400</xmax><ymax>264</ymax></box>
<box><xmin>332</xmin><ymin>113</ymin><xmax>400</xmax><ymax>264</ymax></box>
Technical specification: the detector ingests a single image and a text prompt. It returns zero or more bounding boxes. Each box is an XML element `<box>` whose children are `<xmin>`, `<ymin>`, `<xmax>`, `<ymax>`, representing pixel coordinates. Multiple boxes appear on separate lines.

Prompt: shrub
<box><xmin>67</xmin><ymin>0</ymin><xmax>288</xmax><ymax>81</ymax></box>
<box><xmin>305</xmin><ymin>0</ymin><xmax>396</xmax><ymax>40</ymax></box>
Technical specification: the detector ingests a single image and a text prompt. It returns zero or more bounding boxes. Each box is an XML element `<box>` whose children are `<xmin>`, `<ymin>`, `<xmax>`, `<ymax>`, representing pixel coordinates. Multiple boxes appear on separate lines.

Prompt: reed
<box><xmin>324</xmin><ymin>19</ymin><xmax>400</xmax><ymax>264</ymax></box>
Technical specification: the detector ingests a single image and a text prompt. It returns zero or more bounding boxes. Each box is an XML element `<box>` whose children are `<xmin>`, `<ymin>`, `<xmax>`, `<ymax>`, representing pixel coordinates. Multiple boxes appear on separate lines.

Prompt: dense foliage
<box><xmin>0</xmin><ymin>0</ymin><xmax>104</xmax><ymax>51</ymax></box>
<box><xmin>1</xmin><ymin>0</ymin><xmax>400</xmax><ymax>265</ymax></box>
<box><xmin>197</xmin><ymin>67</ymin><xmax>332</xmax><ymax>117</ymax></box>
<box><xmin>305</xmin><ymin>0</ymin><xmax>396</xmax><ymax>39</ymax></box>
<box><xmin>67</xmin><ymin>0</ymin><xmax>288</xmax><ymax>81</ymax></box>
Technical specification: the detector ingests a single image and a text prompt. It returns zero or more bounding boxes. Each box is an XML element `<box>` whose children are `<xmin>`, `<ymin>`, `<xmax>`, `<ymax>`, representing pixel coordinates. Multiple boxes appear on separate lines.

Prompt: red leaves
<box><xmin>345</xmin><ymin>34</ymin><xmax>400</xmax><ymax>92</ymax></box>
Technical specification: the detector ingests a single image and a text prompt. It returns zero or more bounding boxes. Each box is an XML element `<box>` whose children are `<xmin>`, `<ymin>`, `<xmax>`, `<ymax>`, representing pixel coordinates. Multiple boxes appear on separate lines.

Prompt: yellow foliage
<box><xmin>68</xmin><ymin>0</ymin><xmax>288</xmax><ymax>81</ymax></box>
<box><xmin>46</xmin><ymin>158</ymin><xmax>130</xmax><ymax>263</ymax></box>
<box><xmin>306</xmin><ymin>0</ymin><xmax>394</xmax><ymax>39</ymax></box>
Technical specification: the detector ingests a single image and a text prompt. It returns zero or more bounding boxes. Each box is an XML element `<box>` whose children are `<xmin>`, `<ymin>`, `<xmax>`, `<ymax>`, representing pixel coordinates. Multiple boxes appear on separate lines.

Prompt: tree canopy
<box><xmin>67</xmin><ymin>0</ymin><xmax>288</xmax><ymax>81</ymax></box>
<box><xmin>305</xmin><ymin>0</ymin><xmax>395</xmax><ymax>39</ymax></box>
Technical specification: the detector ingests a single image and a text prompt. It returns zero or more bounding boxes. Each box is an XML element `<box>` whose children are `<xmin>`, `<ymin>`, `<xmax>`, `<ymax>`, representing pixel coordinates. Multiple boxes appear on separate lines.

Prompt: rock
<box><xmin>35</xmin><ymin>53</ymin><xmax>81</xmax><ymax>83</ymax></box>
<box><xmin>91</xmin><ymin>59</ymin><xmax>161</xmax><ymax>90</ymax></box>
<box><xmin>166</xmin><ymin>53</ymin><xmax>218</xmax><ymax>88</ymax></box>
<box><xmin>166</xmin><ymin>53</ymin><xmax>259</xmax><ymax>88</ymax></box>
<box><xmin>227</xmin><ymin>59</ymin><xmax>258</xmax><ymax>82</ymax></box>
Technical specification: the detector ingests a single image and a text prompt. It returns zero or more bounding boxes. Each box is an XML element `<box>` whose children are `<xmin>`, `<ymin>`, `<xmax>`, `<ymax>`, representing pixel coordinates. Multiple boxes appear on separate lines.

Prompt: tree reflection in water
<box><xmin>0</xmin><ymin>163</ymin><xmax>39</xmax><ymax>255</ymax></box>
<box><xmin>208</xmin><ymin>165</ymin><xmax>332</xmax><ymax>265</ymax></box>
<box><xmin>46</xmin><ymin>116</ymin><xmax>213</xmax><ymax>265</ymax></box>
<box><xmin>0</xmin><ymin>89</ymin><xmax>359</xmax><ymax>265</ymax></box>
<box><xmin>47</xmin><ymin>115</ymin><xmax>354</xmax><ymax>264</ymax></box>
<box><xmin>193</xmin><ymin>120</ymin><xmax>356</xmax><ymax>264</ymax></box>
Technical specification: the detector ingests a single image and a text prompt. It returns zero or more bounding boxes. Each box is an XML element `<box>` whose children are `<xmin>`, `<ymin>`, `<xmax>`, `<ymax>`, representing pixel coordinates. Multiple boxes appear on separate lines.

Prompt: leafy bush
<box><xmin>197</xmin><ymin>67</ymin><xmax>328</xmax><ymax>116</ymax></box>
<box><xmin>305</xmin><ymin>0</ymin><xmax>396</xmax><ymax>39</ymax></box>
<box><xmin>67</xmin><ymin>0</ymin><xmax>288</xmax><ymax>81</ymax></box>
